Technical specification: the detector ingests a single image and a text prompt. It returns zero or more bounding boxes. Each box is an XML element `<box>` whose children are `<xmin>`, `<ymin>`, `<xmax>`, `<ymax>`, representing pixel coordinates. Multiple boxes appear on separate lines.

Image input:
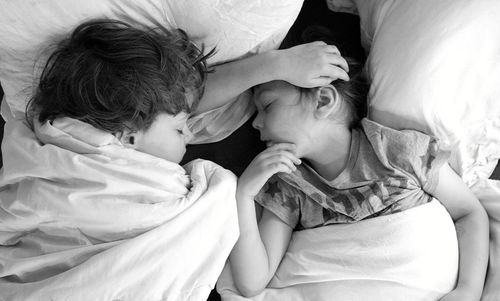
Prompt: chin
<box><xmin>171</xmin><ymin>156</ymin><xmax>184</xmax><ymax>164</ymax></box>
<box><xmin>158</xmin><ymin>153</ymin><xmax>183</xmax><ymax>164</ymax></box>
<box><xmin>174</xmin><ymin>152</ymin><xmax>187</xmax><ymax>164</ymax></box>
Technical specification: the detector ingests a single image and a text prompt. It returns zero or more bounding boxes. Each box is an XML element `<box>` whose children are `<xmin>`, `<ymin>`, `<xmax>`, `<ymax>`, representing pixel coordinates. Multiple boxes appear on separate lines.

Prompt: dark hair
<box><xmin>26</xmin><ymin>19</ymin><xmax>214</xmax><ymax>133</ymax></box>
<box><xmin>284</xmin><ymin>25</ymin><xmax>369</xmax><ymax>129</ymax></box>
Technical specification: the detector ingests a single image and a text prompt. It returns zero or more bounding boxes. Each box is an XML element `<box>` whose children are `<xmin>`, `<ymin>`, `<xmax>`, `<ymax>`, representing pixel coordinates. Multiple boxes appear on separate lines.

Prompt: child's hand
<box><xmin>277</xmin><ymin>41</ymin><xmax>350</xmax><ymax>88</ymax></box>
<box><xmin>237</xmin><ymin>143</ymin><xmax>301</xmax><ymax>199</ymax></box>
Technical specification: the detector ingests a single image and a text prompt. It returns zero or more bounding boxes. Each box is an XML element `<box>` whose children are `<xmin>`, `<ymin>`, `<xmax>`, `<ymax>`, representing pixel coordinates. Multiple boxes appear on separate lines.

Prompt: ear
<box><xmin>116</xmin><ymin>129</ymin><xmax>141</xmax><ymax>149</ymax></box>
<box><xmin>314</xmin><ymin>85</ymin><xmax>340</xmax><ymax>119</ymax></box>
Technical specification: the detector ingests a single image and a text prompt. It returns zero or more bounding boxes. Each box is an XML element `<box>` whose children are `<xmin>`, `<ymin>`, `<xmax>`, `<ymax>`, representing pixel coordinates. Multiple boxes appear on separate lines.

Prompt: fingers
<box><xmin>256</xmin><ymin>143</ymin><xmax>302</xmax><ymax>173</ymax></box>
<box><xmin>268</xmin><ymin>151</ymin><xmax>302</xmax><ymax>168</ymax></box>
<box><xmin>309</xmin><ymin>41</ymin><xmax>327</xmax><ymax>47</ymax></box>
<box><xmin>260</xmin><ymin>149</ymin><xmax>302</xmax><ymax>165</ymax></box>
<box><xmin>266</xmin><ymin>156</ymin><xmax>299</xmax><ymax>174</ymax></box>
<box><xmin>266</xmin><ymin>142</ymin><xmax>297</xmax><ymax>152</ymax></box>
<box><xmin>259</xmin><ymin>142</ymin><xmax>297</xmax><ymax>157</ymax></box>
<box><xmin>323</xmin><ymin>63</ymin><xmax>350</xmax><ymax>82</ymax></box>
<box><xmin>310</xmin><ymin>77</ymin><xmax>336</xmax><ymax>87</ymax></box>
<box><xmin>326</xmin><ymin>53</ymin><xmax>349</xmax><ymax>72</ymax></box>
<box><xmin>308</xmin><ymin>64</ymin><xmax>350</xmax><ymax>87</ymax></box>
<box><xmin>238</xmin><ymin>143</ymin><xmax>301</xmax><ymax>197</ymax></box>
<box><xmin>315</xmin><ymin>46</ymin><xmax>350</xmax><ymax>83</ymax></box>
<box><xmin>322</xmin><ymin>44</ymin><xmax>341</xmax><ymax>56</ymax></box>
<box><xmin>271</xmin><ymin>161</ymin><xmax>297</xmax><ymax>174</ymax></box>
<box><xmin>306</xmin><ymin>42</ymin><xmax>341</xmax><ymax>57</ymax></box>
<box><xmin>285</xmin><ymin>41</ymin><xmax>352</xmax><ymax>88</ymax></box>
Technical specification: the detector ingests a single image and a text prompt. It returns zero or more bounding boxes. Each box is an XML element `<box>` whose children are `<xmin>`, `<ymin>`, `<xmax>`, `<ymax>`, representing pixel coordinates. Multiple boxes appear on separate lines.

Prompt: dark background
<box><xmin>0</xmin><ymin>1</ymin><xmax>498</xmax><ymax>300</ymax></box>
<box><xmin>181</xmin><ymin>0</ymin><xmax>367</xmax><ymax>177</ymax></box>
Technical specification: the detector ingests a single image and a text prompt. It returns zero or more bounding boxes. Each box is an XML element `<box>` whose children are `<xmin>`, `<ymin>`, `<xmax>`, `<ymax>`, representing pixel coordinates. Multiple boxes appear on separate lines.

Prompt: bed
<box><xmin>0</xmin><ymin>0</ymin><xmax>499</xmax><ymax>300</ymax></box>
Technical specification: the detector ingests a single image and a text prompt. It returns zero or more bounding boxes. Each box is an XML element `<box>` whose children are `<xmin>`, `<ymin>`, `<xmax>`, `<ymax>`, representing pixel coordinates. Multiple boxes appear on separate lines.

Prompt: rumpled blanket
<box><xmin>217</xmin><ymin>200</ymin><xmax>458</xmax><ymax>301</ymax></box>
<box><xmin>0</xmin><ymin>113</ymin><xmax>239</xmax><ymax>301</ymax></box>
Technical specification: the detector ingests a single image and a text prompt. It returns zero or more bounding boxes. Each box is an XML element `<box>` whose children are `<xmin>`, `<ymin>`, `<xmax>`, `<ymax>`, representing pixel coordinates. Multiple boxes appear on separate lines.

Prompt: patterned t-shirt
<box><xmin>254</xmin><ymin>119</ymin><xmax>450</xmax><ymax>230</ymax></box>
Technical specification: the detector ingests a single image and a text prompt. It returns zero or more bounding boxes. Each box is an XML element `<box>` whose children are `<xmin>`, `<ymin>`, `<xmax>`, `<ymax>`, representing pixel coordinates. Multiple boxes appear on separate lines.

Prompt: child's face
<box><xmin>135</xmin><ymin>112</ymin><xmax>192</xmax><ymax>163</ymax></box>
<box><xmin>252</xmin><ymin>81</ymin><xmax>316</xmax><ymax>157</ymax></box>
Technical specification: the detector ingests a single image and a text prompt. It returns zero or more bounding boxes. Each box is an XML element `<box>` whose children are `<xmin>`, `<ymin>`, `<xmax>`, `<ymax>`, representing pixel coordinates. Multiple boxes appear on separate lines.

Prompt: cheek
<box><xmin>262</xmin><ymin>114</ymin><xmax>280</xmax><ymax>132</ymax></box>
<box><xmin>176</xmin><ymin>136</ymin><xmax>187</xmax><ymax>154</ymax></box>
<box><xmin>267</xmin><ymin>109</ymin><xmax>298</xmax><ymax>128</ymax></box>
<box><xmin>159</xmin><ymin>136</ymin><xmax>185</xmax><ymax>162</ymax></box>
<box><xmin>165</xmin><ymin>145</ymin><xmax>185</xmax><ymax>164</ymax></box>
<box><xmin>265</xmin><ymin>117</ymin><xmax>296</xmax><ymax>141</ymax></box>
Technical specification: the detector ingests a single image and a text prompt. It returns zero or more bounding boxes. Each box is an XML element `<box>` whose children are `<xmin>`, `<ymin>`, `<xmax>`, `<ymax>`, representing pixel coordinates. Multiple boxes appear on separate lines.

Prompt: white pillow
<box><xmin>0</xmin><ymin>0</ymin><xmax>303</xmax><ymax>121</ymax></box>
<box><xmin>328</xmin><ymin>1</ymin><xmax>500</xmax><ymax>300</ymax></box>
<box><xmin>327</xmin><ymin>0</ymin><xmax>500</xmax><ymax>186</ymax></box>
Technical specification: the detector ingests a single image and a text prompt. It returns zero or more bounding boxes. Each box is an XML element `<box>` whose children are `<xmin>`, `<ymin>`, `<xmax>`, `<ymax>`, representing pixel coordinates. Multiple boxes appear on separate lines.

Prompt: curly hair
<box><xmin>26</xmin><ymin>19</ymin><xmax>214</xmax><ymax>133</ymax></box>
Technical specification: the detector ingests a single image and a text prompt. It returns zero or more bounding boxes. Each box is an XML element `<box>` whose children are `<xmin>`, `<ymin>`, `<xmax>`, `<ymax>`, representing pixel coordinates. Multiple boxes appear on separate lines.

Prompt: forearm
<box><xmin>454</xmin><ymin>207</ymin><xmax>489</xmax><ymax>299</ymax></box>
<box><xmin>195</xmin><ymin>51</ymin><xmax>280</xmax><ymax>113</ymax></box>
<box><xmin>229</xmin><ymin>195</ymin><xmax>272</xmax><ymax>297</ymax></box>
<box><xmin>195</xmin><ymin>41</ymin><xmax>350</xmax><ymax>113</ymax></box>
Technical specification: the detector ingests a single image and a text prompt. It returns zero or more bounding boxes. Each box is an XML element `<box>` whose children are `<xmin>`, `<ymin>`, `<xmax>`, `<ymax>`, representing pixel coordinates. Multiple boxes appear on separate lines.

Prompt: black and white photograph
<box><xmin>0</xmin><ymin>0</ymin><xmax>499</xmax><ymax>300</ymax></box>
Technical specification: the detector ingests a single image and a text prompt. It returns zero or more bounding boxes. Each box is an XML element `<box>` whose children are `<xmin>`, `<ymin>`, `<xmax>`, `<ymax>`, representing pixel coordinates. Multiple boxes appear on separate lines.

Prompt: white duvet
<box><xmin>326</xmin><ymin>1</ymin><xmax>500</xmax><ymax>299</ymax></box>
<box><xmin>0</xmin><ymin>104</ymin><xmax>239</xmax><ymax>301</ymax></box>
<box><xmin>218</xmin><ymin>200</ymin><xmax>459</xmax><ymax>301</ymax></box>
<box><xmin>0</xmin><ymin>1</ymin><xmax>303</xmax><ymax>300</ymax></box>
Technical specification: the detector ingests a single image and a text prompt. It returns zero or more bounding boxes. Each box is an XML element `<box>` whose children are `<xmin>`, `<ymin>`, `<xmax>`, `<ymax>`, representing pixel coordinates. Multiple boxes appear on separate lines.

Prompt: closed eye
<box><xmin>263</xmin><ymin>101</ymin><xmax>273</xmax><ymax>111</ymax></box>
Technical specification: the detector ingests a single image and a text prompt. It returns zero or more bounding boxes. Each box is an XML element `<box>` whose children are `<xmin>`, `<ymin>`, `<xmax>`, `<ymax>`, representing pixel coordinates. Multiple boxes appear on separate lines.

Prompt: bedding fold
<box><xmin>0</xmin><ymin>115</ymin><xmax>239</xmax><ymax>301</ymax></box>
<box><xmin>218</xmin><ymin>200</ymin><xmax>458</xmax><ymax>301</ymax></box>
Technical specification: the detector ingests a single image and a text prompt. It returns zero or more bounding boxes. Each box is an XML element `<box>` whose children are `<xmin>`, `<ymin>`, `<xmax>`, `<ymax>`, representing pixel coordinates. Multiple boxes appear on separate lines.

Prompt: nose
<box><xmin>252</xmin><ymin>112</ymin><xmax>263</xmax><ymax>130</ymax></box>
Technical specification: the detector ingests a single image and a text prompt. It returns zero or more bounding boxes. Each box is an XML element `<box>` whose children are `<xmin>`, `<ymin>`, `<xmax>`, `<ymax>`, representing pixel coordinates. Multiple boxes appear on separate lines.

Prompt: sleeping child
<box><xmin>226</xmin><ymin>29</ymin><xmax>489</xmax><ymax>301</ymax></box>
<box><xmin>0</xmin><ymin>19</ymin><xmax>348</xmax><ymax>300</ymax></box>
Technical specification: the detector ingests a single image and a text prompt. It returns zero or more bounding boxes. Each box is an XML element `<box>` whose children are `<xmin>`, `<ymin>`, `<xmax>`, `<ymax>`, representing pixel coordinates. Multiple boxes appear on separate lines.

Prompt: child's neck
<box><xmin>306</xmin><ymin>125</ymin><xmax>352</xmax><ymax>181</ymax></box>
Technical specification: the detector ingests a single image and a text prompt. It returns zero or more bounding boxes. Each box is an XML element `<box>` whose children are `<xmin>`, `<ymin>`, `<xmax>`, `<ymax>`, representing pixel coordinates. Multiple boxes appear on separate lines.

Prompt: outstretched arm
<box><xmin>431</xmin><ymin>164</ymin><xmax>489</xmax><ymax>301</ymax></box>
<box><xmin>195</xmin><ymin>42</ymin><xmax>349</xmax><ymax>113</ymax></box>
<box><xmin>229</xmin><ymin>143</ymin><xmax>300</xmax><ymax>297</ymax></box>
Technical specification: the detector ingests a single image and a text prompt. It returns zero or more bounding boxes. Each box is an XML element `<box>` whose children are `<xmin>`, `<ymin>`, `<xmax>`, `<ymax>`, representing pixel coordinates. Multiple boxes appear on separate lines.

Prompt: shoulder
<box><xmin>361</xmin><ymin>119</ymin><xmax>435</xmax><ymax>149</ymax></box>
<box><xmin>360</xmin><ymin>118</ymin><xmax>440</xmax><ymax>165</ymax></box>
<box><xmin>255</xmin><ymin>173</ymin><xmax>306</xmax><ymax>229</ymax></box>
<box><xmin>257</xmin><ymin>172</ymin><xmax>304</xmax><ymax>202</ymax></box>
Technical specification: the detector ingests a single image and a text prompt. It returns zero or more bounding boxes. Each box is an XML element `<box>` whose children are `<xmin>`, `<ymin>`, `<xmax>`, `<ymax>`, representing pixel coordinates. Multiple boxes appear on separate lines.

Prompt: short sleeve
<box><xmin>254</xmin><ymin>175</ymin><xmax>302</xmax><ymax>228</ymax></box>
<box><xmin>362</xmin><ymin>119</ymin><xmax>450</xmax><ymax>193</ymax></box>
<box><xmin>410</xmin><ymin>134</ymin><xmax>450</xmax><ymax>193</ymax></box>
